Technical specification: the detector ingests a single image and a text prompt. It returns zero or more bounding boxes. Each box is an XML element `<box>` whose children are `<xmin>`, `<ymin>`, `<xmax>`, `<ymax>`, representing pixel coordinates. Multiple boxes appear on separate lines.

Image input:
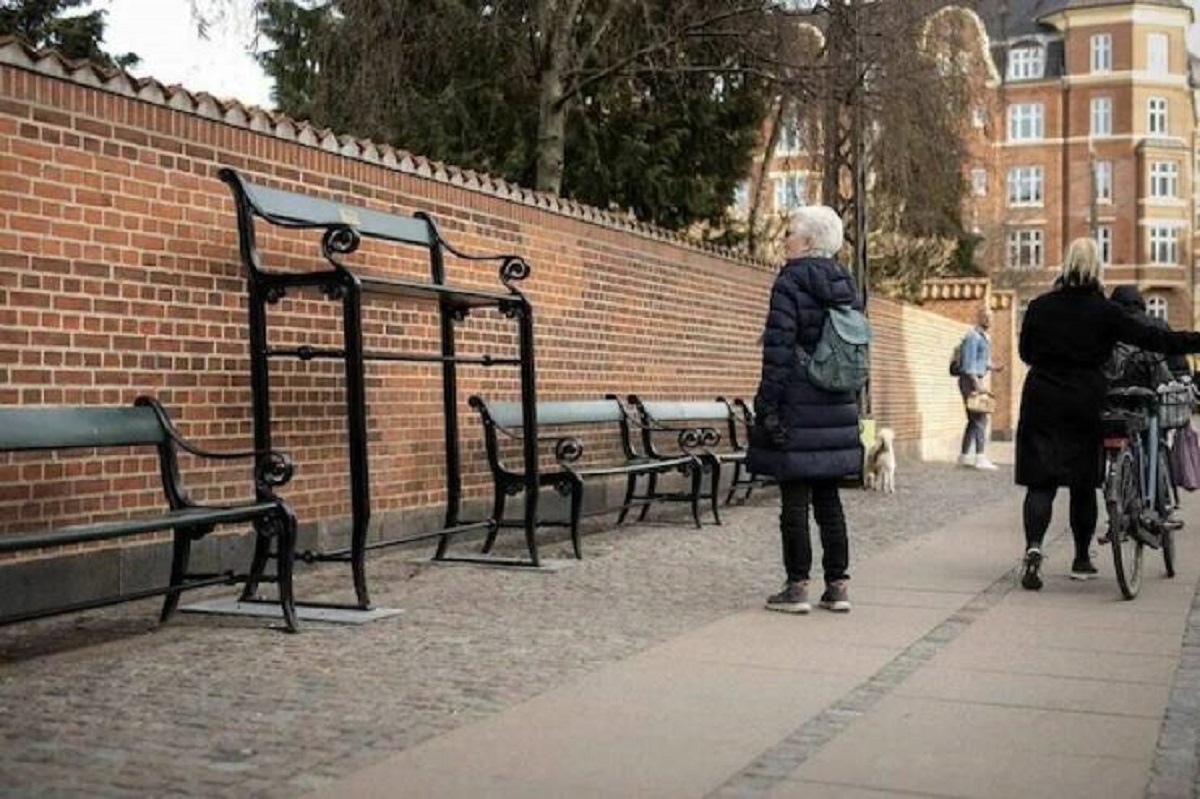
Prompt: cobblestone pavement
<box><xmin>0</xmin><ymin>463</ymin><xmax>1019</xmax><ymax>798</ymax></box>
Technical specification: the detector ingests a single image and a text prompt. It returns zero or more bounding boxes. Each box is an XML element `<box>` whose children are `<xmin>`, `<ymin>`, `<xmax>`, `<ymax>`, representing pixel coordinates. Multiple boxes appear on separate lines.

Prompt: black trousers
<box><xmin>1023</xmin><ymin>484</ymin><xmax>1097</xmax><ymax>562</ymax></box>
<box><xmin>779</xmin><ymin>480</ymin><xmax>850</xmax><ymax>583</ymax></box>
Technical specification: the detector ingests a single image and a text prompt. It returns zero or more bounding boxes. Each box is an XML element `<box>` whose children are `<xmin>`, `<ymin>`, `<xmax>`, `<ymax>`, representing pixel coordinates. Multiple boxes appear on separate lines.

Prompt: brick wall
<box><xmin>0</xmin><ymin>59</ymin><xmax>973</xmax><ymax>556</ymax></box>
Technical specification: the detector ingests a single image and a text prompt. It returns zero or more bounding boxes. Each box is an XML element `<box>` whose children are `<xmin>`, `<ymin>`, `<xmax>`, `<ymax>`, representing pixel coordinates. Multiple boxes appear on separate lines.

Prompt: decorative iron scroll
<box><xmin>499</xmin><ymin>256</ymin><xmax>531</xmax><ymax>290</ymax></box>
<box><xmin>256</xmin><ymin>451</ymin><xmax>295</xmax><ymax>490</ymax></box>
<box><xmin>554</xmin><ymin>437</ymin><xmax>584</xmax><ymax>463</ymax></box>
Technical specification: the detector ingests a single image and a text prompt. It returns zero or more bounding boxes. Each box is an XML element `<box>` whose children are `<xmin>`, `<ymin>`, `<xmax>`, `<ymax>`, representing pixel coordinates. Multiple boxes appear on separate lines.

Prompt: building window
<box><xmin>1007</xmin><ymin>46</ymin><xmax>1044</xmax><ymax>80</ymax></box>
<box><xmin>1007</xmin><ymin>228</ymin><xmax>1044</xmax><ymax>269</ymax></box>
<box><xmin>732</xmin><ymin>181</ymin><xmax>750</xmax><ymax>214</ymax></box>
<box><xmin>1095</xmin><ymin>160</ymin><xmax>1113</xmax><ymax>203</ymax></box>
<box><xmin>1007</xmin><ymin>166</ymin><xmax>1044</xmax><ymax>206</ymax></box>
<box><xmin>1091</xmin><ymin>33</ymin><xmax>1112</xmax><ymax>72</ymax></box>
<box><xmin>774</xmin><ymin>172</ymin><xmax>807</xmax><ymax>212</ymax></box>
<box><xmin>1007</xmin><ymin>103</ymin><xmax>1044</xmax><ymax>141</ymax></box>
<box><xmin>1150</xmin><ymin>161</ymin><xmax>1178</xmax><ymax>199</ymax></box>
<box><xmin>1147</xmin><ymin>295</ymin><xmax>1168</xmax><ymax>321</ymax></box>
<box><xmin>971</xmin><ymin>107</ymin><xmax>987</xmax><ymax>128</ymax></box>
<box><xmin>1091</xmin><ymin>97</ymin><xmax>1113</xmax><ymax>136</ymax></box>
<box><xmin>971</xmin><ymin>168</ymin><xmax>988</xmax><ymax>196</ymax></box>
<box><xmin>774</xmin><ymin>113</ymin><xmax>805</xmax><ymax>157</ymax></box>
<box><xmin>1096</xmin><ymin>226</ymin><xmax>1112</xmax><ymax>265</ymax></box>
<box><xmin>1148</xmin><ymin>97</ymin><xmax>1168</xmax><ymax>135</ymax></box>
<box><xmin>1149</xmin><ymin>226</ymin><xmax>1178</xmax><ymax>264</ymax></box>
<box><xmin>1148</xmin><ymin>33</ymin><xmax>1169</xmax><ymax>75</ymax></box>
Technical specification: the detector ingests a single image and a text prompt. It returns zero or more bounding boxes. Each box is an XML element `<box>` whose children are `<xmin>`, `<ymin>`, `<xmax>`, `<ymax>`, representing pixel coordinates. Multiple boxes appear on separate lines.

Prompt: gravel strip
<box><xmin>0</xmin><ymin>461</ymin><xmax>1015</xmax><ymax>797</ymax></box>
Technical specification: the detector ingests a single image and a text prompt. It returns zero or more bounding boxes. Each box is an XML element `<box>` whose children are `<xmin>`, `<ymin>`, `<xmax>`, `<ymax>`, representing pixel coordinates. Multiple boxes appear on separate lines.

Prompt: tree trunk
<box><xmin>748</xmin><ymin>98</ymin><xmax>787</xmax><ymax>258</ymax></box>
<box><xmin>535</xmin><ymin>67</ymin><xmax>568</xmax><ymax>195</ymax></box>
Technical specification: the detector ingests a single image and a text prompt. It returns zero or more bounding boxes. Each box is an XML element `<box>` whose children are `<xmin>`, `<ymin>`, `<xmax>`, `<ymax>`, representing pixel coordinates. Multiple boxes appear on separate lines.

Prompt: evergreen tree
<box><xmin>253</xmin><ymin>0</ymin><xmax>771</xmax><ymax>231</ymax></box>
<box><xmin>0</xmin><ymin>0</ymin><xmax>138</xmax><ymax>69</ymax></box>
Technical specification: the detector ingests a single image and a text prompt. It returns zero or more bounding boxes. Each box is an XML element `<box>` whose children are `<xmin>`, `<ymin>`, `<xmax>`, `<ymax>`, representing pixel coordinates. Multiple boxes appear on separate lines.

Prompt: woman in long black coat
<box><xmin>1017</xmin><ymin>237</ymin><xmax>1200</xmax><ymax>589</ymax></box>
<box><xmin>748</xmin><ymin>205</ymin><xmax>862</xmax><ymax>614</ymax></box>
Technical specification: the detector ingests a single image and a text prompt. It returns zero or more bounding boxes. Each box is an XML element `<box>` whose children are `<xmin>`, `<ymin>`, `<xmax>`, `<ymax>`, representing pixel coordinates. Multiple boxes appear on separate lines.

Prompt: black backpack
<box><xmin>949</xmin><ymin>340</ymin><xmax>963</xmax><ymax>377</ymax></box>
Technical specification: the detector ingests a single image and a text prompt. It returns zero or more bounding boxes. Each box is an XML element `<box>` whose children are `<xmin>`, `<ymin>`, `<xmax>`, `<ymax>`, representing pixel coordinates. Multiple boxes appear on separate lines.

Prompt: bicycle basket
<box><xmin>1158</xmin><ymin>383</ymin><xmax>1194</xmax><ymax>429</ymax></box>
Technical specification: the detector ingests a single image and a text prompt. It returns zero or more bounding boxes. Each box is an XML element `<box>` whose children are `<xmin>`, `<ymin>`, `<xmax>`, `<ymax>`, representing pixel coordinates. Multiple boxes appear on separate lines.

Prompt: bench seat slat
<box><xmin>0</xmin><ymin>406</ymin><xmax>164</xmax><ymax>452</ymax></box>
<box><xmin>573</xmin><ymin>457</ymin><xmax>691</xmax><ymax>478</ymax></box>
<box><xmin>231</xmin><ymin>174</ymin><xmax>433</xmax><ymax>247</ymax></box>
<box><xmin>358</xmin><ymin>277</ymin><xmax>515</xmax><ymax>308</ymax></box>
<box><xmin>639</xmin><ymin>401</ymin><xmax>730</xmax><ymax>423</ymax></box>
<box><xmin>487</xmin><ymin>399</ymin><xmax>624</xmax><ymax>429</ymax></box>
<box><xmin>0</xmin><ymin>503</ymin><xmax>280</xmax><ymax>554</ymax></box>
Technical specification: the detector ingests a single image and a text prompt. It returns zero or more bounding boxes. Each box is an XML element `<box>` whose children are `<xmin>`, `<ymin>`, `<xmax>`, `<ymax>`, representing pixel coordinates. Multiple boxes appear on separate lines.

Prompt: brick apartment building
<box><xmin>744</xmin><ymin>0</ymin><xmax>1199</xmax><ymax>329</ymax></box>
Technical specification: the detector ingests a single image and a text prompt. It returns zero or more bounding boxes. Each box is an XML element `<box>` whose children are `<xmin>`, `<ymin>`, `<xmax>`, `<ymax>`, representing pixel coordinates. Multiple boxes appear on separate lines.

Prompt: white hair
<box><xmin>788</xmin><ymin>206</ymin><xmax>844</xmax><ymax>257</ymax></box>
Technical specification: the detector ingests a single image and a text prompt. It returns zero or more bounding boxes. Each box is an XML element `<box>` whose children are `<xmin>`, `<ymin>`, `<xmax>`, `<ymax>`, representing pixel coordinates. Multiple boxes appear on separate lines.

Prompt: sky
<box><xmin>99</xmin><ymin>0</ymin><xmax>1200</xmax><ymax>113</ymax></box>
<box><xmin>100</xmin><ymin>0</ymin><xmax>273</xmax><ymax>108</ymax></box>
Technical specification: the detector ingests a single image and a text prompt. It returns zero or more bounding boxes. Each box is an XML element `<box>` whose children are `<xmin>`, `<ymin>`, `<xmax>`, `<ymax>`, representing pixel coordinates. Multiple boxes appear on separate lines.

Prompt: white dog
<box><xmin>864</xmin><ymin>427</ymin><xmax>896</xmax><ymax>493</ymax></box>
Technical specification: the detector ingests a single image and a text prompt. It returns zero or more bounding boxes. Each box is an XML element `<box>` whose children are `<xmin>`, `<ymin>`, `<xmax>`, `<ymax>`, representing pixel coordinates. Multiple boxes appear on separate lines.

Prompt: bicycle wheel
<box><xmin>1106</xmin><ymin>447</ymin><xmax>1144</xmax><ymax>599</ymax></box>
<box><xmin>1157</xmin><ymin>446</ymin><xmax>1176</xmax><ymax>579</ymax></box>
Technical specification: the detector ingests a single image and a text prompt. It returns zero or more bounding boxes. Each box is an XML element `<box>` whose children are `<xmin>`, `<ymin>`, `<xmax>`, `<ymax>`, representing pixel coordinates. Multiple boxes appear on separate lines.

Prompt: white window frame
<box><xmin>1096</xmin><ymin>225</ymin><xmax>1112</xmax><ymax>265</ymax></box>
<box><xmin>1148</xmin><ymin>33</ymin><xmax>1169</xmax><ymax>75</ymax></box>
<box><xmin>971</xmin><ymin>106</ymin><xmax>987</xmax><ymax>129</ymax></box>
<box><xmin>971</xmin><ymin>168</ymin><xmax>988</xmax><ymax>197</ymax></box>
<box><xmin>1090</xmin><ymin>33</ymin><xmax>1112</xmax><ymax>73</ymax></box>
<box><xmin>774</xmin><ymin>172</ymin><xmax>807</xmax><ymax>212</ymax></box>
<box><xmin>1006</xmin><ymin>228</ymin><xmax>1044</xmax><ymax>269</ymax></box>
<box><xmin>1007</xmin><ymin>166</ymin><xmax>1044</xmax><ymax>207</ymax></box>
<box><xmin>1147</xmin><ymin>295</ymin><xmax>1168</xmax><ymax>321</ymax></box>
<box><xmin>1149</xmin><ymin>226</ymin><xmax>1178</xmax><ymax>264</ymax></box>
<box><xmin>1007</xmin><ymin>103</ymin><xmax>1044</xmax><ymax>141</ymax></box>
<box><xmin>732</xmin><ymin>181</ymin><xmax>750</xmax><ymax>214</ymax></box>
<box><xmin>1095</xmin><ymin>160</ymin><xmax>1113</xmax><ymax>203</ymax></box>
<box><xmin>1007</xmin><ymin>46</ymin><xmax>1045</xmax><ymax>80</ymax></box>
<box><xmin>775</xmin><ymin>114</ymin><xmax>805</xmax><ymax>157</ymax></box>
<box><xmin>1148</xmin><ymin>97</ymin><xmax>1168</xmax><ymax>135</ymax></box>
<box><xmin>1091</xmin><ymin>97</ymin><xmax>1113</xmax><ymax>136</ymax></box>
<box><xmin>1149</xmin><ymin>161</ymin><xmax>1179</xmax><ymax>199</ymax></box>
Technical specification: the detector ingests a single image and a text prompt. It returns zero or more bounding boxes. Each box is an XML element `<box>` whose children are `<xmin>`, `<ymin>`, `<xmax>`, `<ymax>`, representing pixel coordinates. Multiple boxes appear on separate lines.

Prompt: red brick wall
<box><xmin>0</xmin><ymin>62</ymin><xmax>972</xmax><ymax>549</ymax></box>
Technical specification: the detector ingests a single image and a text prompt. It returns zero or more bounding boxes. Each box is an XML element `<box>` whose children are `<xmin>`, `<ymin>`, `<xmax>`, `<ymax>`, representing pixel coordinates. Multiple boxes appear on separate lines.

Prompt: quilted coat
<box><xmin>1017</xmin><ymin>282</ymin><xmax>1200</xmax><ymax>487</ymax></box>
<box><xmin>747</xmin><ymin>256</ymin><xmax>863</xmax><ymax>482</ymax></box>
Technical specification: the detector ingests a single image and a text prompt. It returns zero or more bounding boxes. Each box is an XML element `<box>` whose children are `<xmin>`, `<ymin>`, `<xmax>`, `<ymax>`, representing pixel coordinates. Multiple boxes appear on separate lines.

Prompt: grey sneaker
<box><xmin>1021</xmin><ymin>548</ymin><xmax>1043</xmax><ymax>590</ymax></box>
<box><xmin>766</xmin><ymin>581</ymin><xmax>810</xmax><ymax>614</ymax></box>
<box><xmin>819</xmin><ymin>580</ymin><xmax>851</xmax><ymax>612</ymax></box>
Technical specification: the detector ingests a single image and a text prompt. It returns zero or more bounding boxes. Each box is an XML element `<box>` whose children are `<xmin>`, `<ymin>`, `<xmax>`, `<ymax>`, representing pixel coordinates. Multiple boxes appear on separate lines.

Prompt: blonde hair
<box><xmin>1060</xmin><ymin>237</ymin><xmax>1103</xmax><ymax>288</ymax></box>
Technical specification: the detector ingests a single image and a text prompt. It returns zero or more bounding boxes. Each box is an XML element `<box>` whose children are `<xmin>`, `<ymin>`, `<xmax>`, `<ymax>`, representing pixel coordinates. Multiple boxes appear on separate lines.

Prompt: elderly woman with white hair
<box><xmin>748</xmin><ymin>205</ymin><xmax>862</xmax><ymax>614</ymax></box>
<box><xmin>1016</xmin><ymin>237</ymin><xmax>1200</xmax><ymax>590</ymax></box>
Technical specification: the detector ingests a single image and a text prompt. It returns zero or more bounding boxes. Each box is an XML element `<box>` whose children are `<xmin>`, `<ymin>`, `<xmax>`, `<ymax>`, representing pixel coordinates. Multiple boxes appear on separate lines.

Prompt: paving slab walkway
<box><xmin>4</xmin><ymin>451</ymin><xmax>1199</xmax><ymax>798</ymax></box>
<box><xmin>310</xmin><ymin>482</ymin><xmax>1200</xmax><ymax>799</ymax></box>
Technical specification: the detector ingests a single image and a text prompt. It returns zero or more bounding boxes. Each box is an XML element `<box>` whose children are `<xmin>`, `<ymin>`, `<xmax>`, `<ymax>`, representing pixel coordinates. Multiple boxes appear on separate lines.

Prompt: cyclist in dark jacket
<box><xmin>1107</xmin><ymin>284</ymin><xmax>1187</xmax><ymax>386</ymax></box>
<box><xmin>1016</xmin><ymin>239</ymin><xmax>1200</xmax><ymax>590</ymax></box>
<box><xmin>748</xmin><ymin>205</ymin><xmax>862</xmax><ymax>615</ymax></box>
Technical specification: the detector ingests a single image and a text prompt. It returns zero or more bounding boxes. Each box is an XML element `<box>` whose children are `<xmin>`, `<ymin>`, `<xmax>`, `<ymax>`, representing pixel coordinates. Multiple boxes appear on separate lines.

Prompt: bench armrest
<box><xmin>175</xmin><ymin>438</ymin><xmax>296</xmax><ymax>490</ymax></box>
<box><xmin>135</xmin><ymin>397</ymin><xmax>295</xmax><ymax>489</ymax></box>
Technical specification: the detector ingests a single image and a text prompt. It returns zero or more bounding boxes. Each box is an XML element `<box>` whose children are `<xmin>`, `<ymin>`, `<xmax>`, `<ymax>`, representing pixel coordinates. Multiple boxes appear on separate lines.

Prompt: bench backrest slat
<box><xmin>639</xmin><ymin>401</ymin><xmax>730</xmax><ymax>423</ymax></box>
<box><xmin>0</xmin><ymin>407</ymin><xmax>166</xmax><ymax>452</ymax></box>
<box><xmin>230</xmin><ymin>172</ymin><xmax>433</xmax><ymax>247</ymax></box>
<box><xmin>487</xmin><ymin>400</ymin><xmax>624</xmax><ymax>429</ymax></box>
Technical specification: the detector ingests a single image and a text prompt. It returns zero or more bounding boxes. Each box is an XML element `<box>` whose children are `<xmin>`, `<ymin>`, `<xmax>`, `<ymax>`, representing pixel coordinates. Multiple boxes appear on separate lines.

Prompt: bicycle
<box><xmin>1100</xmin><ymin>380</ymin><xmax>1191</xmax><ymax>599</ymax></box>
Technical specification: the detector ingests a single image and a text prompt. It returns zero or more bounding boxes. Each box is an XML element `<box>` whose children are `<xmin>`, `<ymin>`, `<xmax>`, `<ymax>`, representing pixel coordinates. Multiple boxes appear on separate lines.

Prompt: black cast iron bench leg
<box><xmin>160</xmin><ymin>524</ymin><xmax>208</xmax><ymax>623</ymax></box>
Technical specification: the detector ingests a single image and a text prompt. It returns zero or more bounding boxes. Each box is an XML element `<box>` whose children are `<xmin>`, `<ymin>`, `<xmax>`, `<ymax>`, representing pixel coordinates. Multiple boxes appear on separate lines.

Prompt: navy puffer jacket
<box><xmin>746</xmin><ymin>256</ymin><xmax>863</xmax><ymax>482</ymax></box>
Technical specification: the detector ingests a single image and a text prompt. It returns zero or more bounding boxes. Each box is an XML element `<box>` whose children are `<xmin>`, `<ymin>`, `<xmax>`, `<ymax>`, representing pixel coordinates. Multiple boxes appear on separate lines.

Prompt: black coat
<box><xmin>1016</xmin><ymin>283</ymin><xmax>1200</xmax><ymax>487</ymax></box>
<box><xmin>747</xmin><ymin>256</ymin><xmax>862</xmax><ymax>482</ymax></box>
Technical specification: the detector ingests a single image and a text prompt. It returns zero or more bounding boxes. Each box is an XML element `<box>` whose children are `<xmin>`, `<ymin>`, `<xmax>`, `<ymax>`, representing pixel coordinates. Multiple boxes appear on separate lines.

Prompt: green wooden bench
<box><xmin>0</xmin><ymin>397</ymin><xmax>300</xmax><ymax>632</ymax></box>
<box><xmin>627</xmin><ymin>397</ymin><xmax>752</xmax><ymax>525</ymax></box>
<box><xmin>470</xmin><ymin>395</ymin><xmax>703</xmax><ymax>558</ymax></box>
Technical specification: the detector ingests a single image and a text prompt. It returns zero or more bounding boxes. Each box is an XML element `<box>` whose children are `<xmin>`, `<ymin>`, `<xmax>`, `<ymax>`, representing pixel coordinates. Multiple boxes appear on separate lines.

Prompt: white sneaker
<box><xmin>974</xmin><ymin>456</ymin><xmax>999</xmax><ymax>471</ymax></box>
<box><xmin>956</xmin><ymin>454</ymin><xmax>975</xmax><ymax>468</ymax></box>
